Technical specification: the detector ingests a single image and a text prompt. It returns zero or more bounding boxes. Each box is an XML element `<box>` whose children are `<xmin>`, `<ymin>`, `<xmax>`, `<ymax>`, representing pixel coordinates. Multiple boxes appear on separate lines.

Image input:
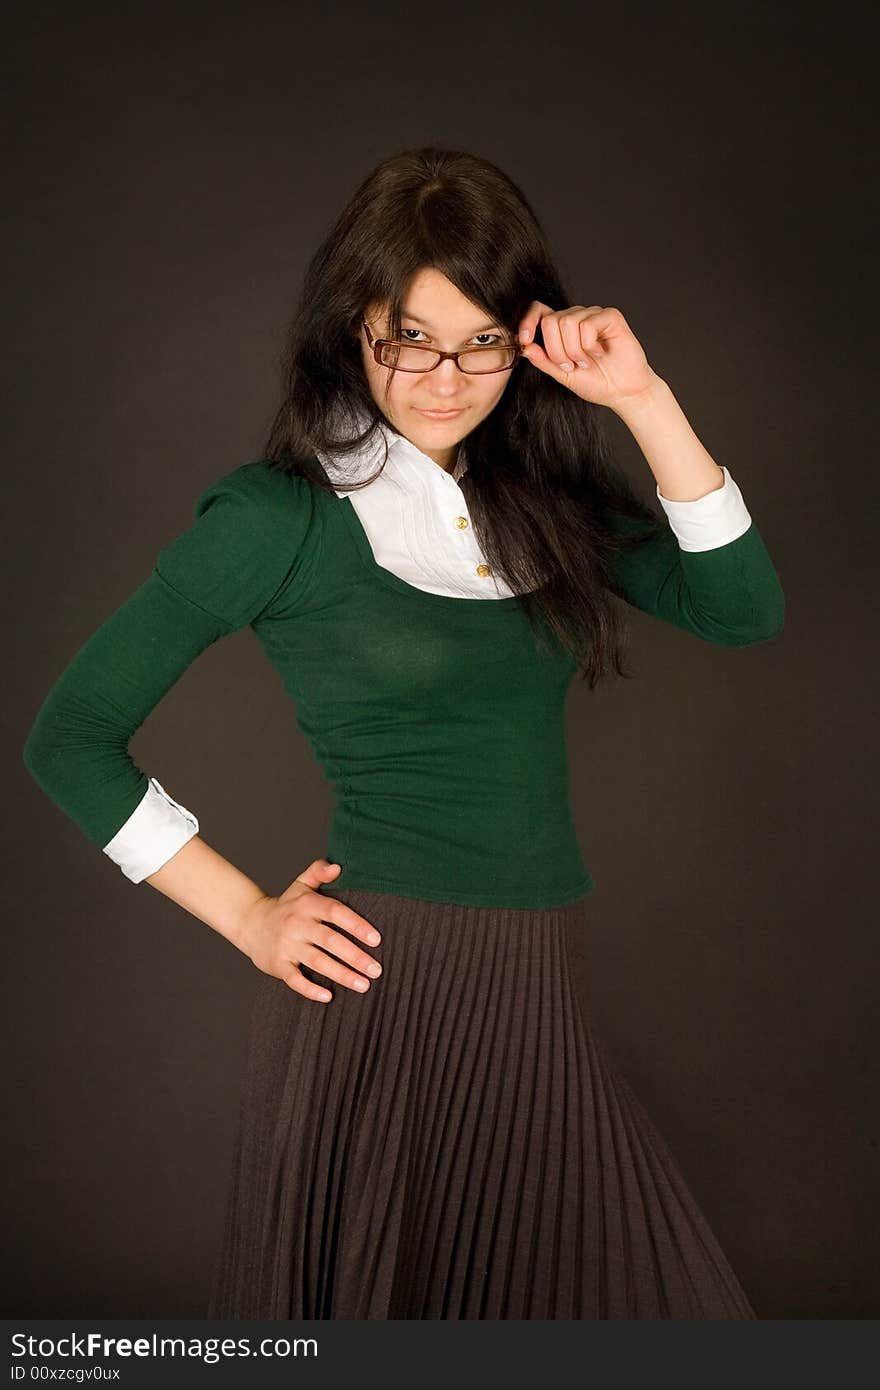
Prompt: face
<box><xmin>358</xmin><ymin>267</ymin><xmax>516</xmax><ymax>471</ymax></box>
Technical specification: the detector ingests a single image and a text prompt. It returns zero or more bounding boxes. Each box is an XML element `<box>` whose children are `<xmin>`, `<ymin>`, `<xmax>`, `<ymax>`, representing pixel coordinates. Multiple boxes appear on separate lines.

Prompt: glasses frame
<box><xmin>361</xmin><ymin>319</ymin><xmax>525</xmax><ymax>375</ymax></box>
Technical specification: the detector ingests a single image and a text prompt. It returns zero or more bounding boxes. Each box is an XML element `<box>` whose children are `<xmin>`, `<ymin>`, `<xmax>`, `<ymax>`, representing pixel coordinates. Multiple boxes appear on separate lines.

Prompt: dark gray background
<box><xmin>5</xmin><ymin>1</ymin><xmax>876</xmax><ymax>1319</ymax></box>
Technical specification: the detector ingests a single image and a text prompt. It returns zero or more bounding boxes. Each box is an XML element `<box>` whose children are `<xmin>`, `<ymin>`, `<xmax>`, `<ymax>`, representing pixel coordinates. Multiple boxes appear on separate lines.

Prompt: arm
<box><xmin>22</xmin><ymin>461</ymin><xmax>316</xmax><ymax>901</ymax></box>
<box><xmin>143</xmin><ymin>833</ymin><xmax>268</xmax><ymax>949</ymax></box>
<box><xmin>602</xmin><ymin>378</ymin><xmax>785</xmax><ymax>646</ymax></box>
<box><xmin>23</xmin><ymin>565</ymin><xmax>268</xmax><ymax>946</ymax></box>
<box><xmin>611</xmin><ymin>373</ymin><xmax>729</xmax><ymax>503</ymax></box>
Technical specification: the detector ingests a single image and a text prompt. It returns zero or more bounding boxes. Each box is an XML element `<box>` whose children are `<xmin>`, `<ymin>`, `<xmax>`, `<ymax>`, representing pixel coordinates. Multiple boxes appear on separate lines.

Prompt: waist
<box><xmin>323</xmin><ymin>792</ymin><xmax>595</xmax><ymax>909</ymax></box>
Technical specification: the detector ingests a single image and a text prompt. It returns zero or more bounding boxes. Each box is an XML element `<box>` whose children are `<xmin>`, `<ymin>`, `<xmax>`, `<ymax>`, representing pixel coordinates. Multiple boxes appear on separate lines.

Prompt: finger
<box><xmin>294</xmin><ymin>857</ymin><xmax>342</xmax><ymax>891</ymax></box>
<box><xmin>298</xmin><ymin>941</ymin><xmax>378</xmax><ymax>994</ymax></box>
<box><xmin>281</xmin><ymin>964</ymin><xmax>333</xmax><ymax>1004</ymax></box>
<box><xmin>310</xmin><ymin>921</ymin><xmax>383</xmax><ymax>981</ymax></box>
<box><xmin>578</xmin><ymin>306</ymin><xmax>622</xmax><ymax>358</ymax></box>
<box><xmin>316</xmin><ymin>897</ymin><xmax>382</xmax><ymax>947</ymax></box>
<box><xmin>556</xmin><ymin>306</ymin><xmax>612</xmax><ymax>368</ymax></box>
<box><xmin>555</xmin><ymin>307</ymin><xmax>607</xmax><ymax>367</ymax></box>
<box><xmin>520</xmin><ymin>337</ymin><xmax>578</xmax><ymax>380</ymax></box>
<box><xmin>555</xmin><ymin>308</ymin><xmax>593</xmax><ymax>366</ymax></box>
<box><xmin>517</xmin><ymin>299</ymin><xmax>554</xmax><ymax>346</ymax></box>
<box><xmin>537</xmin><ymin>312</ymin><xmax>573</xmax><ymax>369</ymax></box>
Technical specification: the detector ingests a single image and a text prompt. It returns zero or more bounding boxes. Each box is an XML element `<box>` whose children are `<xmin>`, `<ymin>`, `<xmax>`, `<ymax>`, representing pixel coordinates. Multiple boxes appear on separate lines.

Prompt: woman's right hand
<box><xmin>233</xmin><ymin>858</ymin><xmax>383</xmax><ymax>1003</ymax></box>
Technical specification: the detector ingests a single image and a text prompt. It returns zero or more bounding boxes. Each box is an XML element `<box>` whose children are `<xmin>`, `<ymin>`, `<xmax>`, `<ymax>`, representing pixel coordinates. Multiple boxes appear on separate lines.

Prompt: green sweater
<box><xmin>22</xmin><ymin>459</ymin><xmax>785</xmax><ymax>909</ymax></box>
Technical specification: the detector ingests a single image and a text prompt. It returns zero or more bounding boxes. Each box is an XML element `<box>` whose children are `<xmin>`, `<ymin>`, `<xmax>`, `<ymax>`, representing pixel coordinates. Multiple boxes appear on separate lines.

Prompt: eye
<box><xmin>399</xmin><ymin>328</ymin><xmax>504</xmax><ymax>345</ymax></box>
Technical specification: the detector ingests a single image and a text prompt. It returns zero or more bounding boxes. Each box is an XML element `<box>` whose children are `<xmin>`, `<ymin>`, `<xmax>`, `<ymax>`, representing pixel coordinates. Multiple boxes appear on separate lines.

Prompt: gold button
<box><xmin>454</xmin><ymin>516</ymin><xmax>469</xmax><ymax>529</ymax></box>
<box><xmin>476</xmin><ymin>563</ymin><xmax>491</xmax><ymax>577</ymax></box>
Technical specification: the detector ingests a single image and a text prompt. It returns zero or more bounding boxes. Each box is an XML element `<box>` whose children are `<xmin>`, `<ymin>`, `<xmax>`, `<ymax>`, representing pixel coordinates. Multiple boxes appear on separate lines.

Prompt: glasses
<box><xmin>361</xmin><ymin>319</ymin><xmax>524</xmax><ymax>375</ymax></box>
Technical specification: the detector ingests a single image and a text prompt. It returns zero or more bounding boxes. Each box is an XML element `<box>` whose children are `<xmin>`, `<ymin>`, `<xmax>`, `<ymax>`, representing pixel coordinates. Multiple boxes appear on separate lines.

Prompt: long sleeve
<box><xmin>602</xmin><ymin>467</ymin><xmax>785</xmax><ymax>646</ymax></box>
<box><xmin>22</xmin><ymin>461</ymin><xmax>316</xmax><ymax>882</ymax></box>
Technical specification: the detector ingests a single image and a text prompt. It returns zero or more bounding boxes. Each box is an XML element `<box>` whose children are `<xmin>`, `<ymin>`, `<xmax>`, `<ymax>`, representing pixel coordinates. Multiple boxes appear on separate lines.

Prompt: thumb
<box><xmin>520</xmin><ymin>339</ymin><xmax>575</xmax><ymax>381</ymax></box>
<box><xmin>288</xmin><ymin>857</ymin><xmax>342</xmax><ymax>894</ymax></box>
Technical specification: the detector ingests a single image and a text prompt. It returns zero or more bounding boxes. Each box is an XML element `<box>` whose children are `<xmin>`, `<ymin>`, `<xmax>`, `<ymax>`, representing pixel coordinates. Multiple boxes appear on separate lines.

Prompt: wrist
<box><xmin>608</xmin><ymin>371</ymin><xmax>671</xmax><ymax>422</ymax></box>
<box><xmin>228</xmin><ymin>890</ymin><xmax>274</xmax><ymax>954</ymax></box>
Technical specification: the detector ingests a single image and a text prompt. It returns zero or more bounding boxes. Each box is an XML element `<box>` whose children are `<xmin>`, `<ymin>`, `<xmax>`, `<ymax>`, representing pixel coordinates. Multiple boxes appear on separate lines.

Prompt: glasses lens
<box><xmin>378</xmin><ymin>343</ymin><xmax>518</xmax><ymax>373</ymax></box>
<box><xmin>378</xmin><ymin>343</ymin><xmax>440</xmax><ymax>371</ymax></box>
<box><xmin>458</xmin><ymin>347</ymin><xmax>518</xmax><ymax>373</ymax></box>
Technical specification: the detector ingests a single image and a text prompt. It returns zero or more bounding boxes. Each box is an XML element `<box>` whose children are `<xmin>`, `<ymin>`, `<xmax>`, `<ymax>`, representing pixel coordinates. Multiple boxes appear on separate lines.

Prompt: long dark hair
<box><xmin>262</xmin><ymin>144</ymin><xmax>667</xmax><ymax>689</ymax></box>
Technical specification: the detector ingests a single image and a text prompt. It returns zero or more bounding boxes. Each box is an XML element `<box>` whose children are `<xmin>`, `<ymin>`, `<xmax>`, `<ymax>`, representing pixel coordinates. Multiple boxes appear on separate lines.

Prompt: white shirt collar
<box><xmin>316</xmin><ymin>407</ymin><xmax>469</xmax><ymax>495</ymax></box>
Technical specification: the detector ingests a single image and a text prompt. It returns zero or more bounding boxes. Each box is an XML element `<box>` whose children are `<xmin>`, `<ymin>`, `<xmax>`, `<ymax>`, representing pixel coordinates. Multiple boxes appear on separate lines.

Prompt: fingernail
<box><xmin>368</xmin><ymin>931</ymin><xmax>381</xmax><ymax>945</ymax></box>
<box><xmin>560</xmin><ymin>360</ymin><xmax>574</xmax><ymax>371</ymax></box>
<box><xmin>519</xmin><ymin>330</ymin><xmax>531</xmax><ymax>343</ymax></box>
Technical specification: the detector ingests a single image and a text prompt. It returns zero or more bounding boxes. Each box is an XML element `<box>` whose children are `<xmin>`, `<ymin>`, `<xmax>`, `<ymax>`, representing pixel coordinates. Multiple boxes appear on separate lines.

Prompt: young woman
<box><xmin>22</xmin><ymin>145</ymin><xmax>784</xmax><ymax>1319</ymax></box>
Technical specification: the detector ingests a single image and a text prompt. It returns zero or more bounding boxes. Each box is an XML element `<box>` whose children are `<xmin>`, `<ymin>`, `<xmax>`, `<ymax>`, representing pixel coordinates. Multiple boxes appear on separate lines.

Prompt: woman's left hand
<box><xmin>517</xmin><ymin>302</ymin><xmax>660</xmax><ymax>410</ymax></box>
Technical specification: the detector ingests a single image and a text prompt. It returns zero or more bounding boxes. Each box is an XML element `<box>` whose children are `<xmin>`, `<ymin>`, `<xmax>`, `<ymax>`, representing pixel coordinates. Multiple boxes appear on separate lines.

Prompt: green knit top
<box><xmin>22</xmin><ymin>459</ymin><xmax>785</xmax><ymax>908</ymax></box>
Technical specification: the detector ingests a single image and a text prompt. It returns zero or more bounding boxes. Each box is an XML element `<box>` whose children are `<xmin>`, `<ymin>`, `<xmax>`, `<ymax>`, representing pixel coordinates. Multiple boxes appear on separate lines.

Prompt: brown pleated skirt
<box><xmin>206</xmin><ymin>886</ymin><xmax>756</xmax><ymax>1320</ymax></box>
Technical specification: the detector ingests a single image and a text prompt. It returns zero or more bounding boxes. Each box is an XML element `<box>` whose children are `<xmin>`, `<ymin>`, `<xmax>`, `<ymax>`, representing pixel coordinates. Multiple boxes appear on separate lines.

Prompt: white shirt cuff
<box><xmin>655</xmin><ymin>466</ymin><xmax>752</xmax><ymax>552</ymax></box>
<box><xmin>103</xmin><ymin>776</ymin><xmax>199</xmax><ymax>884</ymax></box>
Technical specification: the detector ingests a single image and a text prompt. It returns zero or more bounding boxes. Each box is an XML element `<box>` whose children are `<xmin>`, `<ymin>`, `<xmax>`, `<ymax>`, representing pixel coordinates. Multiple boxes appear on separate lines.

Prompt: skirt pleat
<box><xmin>206</xmin><ymin>887</ymin><xmax>756</xmax><ymax>1320</ymax></box>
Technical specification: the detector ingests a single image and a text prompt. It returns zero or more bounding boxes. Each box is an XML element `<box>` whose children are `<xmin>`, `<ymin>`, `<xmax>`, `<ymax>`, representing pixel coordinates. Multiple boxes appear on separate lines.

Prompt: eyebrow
<box><xmin>401</xmin><ymin>308</ymin><xmax>502</xmax><ymax>336</ymax></box>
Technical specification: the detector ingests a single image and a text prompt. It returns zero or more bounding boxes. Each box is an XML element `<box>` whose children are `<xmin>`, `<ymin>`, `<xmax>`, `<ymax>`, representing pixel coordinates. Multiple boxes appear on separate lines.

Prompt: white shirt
<box><xmin>318</xmin><ymin>418</ymin><xmax>752</xmax><ymax>595</ymax></box>
<box><xmin>104</xmin><ymin>419</ymin><xmax>752</xmax><ymax>881</ymax></box>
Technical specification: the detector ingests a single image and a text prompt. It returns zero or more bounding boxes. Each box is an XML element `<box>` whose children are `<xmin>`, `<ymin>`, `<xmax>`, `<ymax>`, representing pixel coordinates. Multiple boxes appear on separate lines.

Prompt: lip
<box><xmin>416</xmin><ymin>408</ymin><xmax>466</xmax><ymax>420</ymax></box>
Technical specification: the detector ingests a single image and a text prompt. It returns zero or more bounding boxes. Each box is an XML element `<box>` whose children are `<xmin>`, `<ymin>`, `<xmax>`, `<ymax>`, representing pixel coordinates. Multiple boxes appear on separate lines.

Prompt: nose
<box><xmin>425</xmin><ymin>357</ymin><xmax>466</xmax><ymax>398</ymax></box>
